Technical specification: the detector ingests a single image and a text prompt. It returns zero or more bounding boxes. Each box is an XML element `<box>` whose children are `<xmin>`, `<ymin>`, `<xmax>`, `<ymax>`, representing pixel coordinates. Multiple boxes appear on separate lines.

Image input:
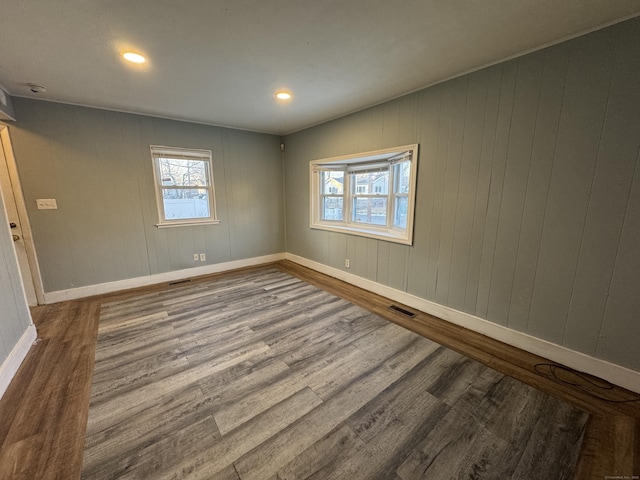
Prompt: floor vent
<box><xmin>389</xmin><ymin>304</ymin><xmax>416</xmax><ymax>317</ymax></box>
<box><xmin>169</xmin><ymin>279</ymin><xmax>192</xmax><ymax>286</ymax></box>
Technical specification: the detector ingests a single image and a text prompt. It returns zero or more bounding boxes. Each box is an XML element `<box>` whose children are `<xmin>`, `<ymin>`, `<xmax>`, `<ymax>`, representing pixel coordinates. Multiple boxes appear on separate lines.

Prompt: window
<box><xmin>150</xmin><ymin>145</ymin><xmax>219</xmax><ymax>227</ymax></box>
<box><xmin>310</xmin><ymin>144</ymin><xmax>418</xmax><ymax>245</ymax></box>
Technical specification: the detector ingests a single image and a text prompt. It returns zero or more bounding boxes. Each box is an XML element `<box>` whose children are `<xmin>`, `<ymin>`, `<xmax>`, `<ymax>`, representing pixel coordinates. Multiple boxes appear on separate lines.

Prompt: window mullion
<box><xmin>344</xmin><ymin>172</ymin><xmax>352</xmax><ymax>225</ymax></box>
<box><xmin>316</xmin><ymin>172</ymin><xmax>322</xmax><ymax>224</ymax></box>
<box><xmin>160</xmin><ymin>185</ymin><xmax>211</xmax><ymax>189</ymax></box>
<box><xmin>387</xmin><ymin>163</ymin><xmax>394</xmax><ymax>229</ymax></box>
<box><xmin>341</xmin><ymin>168</ymin><xmax>347</xmax><ymax>224</ymax></box>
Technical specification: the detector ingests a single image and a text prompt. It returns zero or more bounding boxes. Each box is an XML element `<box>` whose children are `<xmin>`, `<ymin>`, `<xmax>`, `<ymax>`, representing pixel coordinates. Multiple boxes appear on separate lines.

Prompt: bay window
<box><xmin>310</xmin><ymin>144</ymin><xmax>418</xmax><ymax>245</ymax></box>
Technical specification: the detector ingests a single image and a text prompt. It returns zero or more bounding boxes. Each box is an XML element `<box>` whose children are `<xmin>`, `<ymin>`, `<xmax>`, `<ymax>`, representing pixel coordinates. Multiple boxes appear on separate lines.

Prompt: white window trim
<box><xmin>309</xmin><ymin>144</ymin><xmax>418</xmax><ymax>245</ymax></box>
<box><xmin>150</xmin><ymin>145</ymin><xmax>220</xmax><ymax>228</ymax></box>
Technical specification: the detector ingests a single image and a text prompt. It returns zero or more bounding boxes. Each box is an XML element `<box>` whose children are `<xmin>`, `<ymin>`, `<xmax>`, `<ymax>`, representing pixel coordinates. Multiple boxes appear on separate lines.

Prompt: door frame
<box><xmin>0</xmin><ymin>124</ymin><xmax>45</xmax><ymax>305</ymax></box>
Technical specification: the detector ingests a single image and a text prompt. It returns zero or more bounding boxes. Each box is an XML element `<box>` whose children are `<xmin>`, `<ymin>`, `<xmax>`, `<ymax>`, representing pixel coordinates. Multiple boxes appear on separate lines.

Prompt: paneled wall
<box><xmin>0</xmin><ymin>178</ymin><xmax>31</xmax><ymax>366</ymax></box>
<box><xmin>283</xmin><ymin>18</ymin><xmax>640</xmax><ymax>372</ymax></box>
<box><xmin>9</xmin><ymin>100</ymin><xmax>285</xmax><ymax>293</ymax></box>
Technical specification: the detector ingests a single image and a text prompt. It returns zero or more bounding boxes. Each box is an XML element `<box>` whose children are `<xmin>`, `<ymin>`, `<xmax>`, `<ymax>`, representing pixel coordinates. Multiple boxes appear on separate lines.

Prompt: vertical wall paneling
<box><xmin>507</xmin><ymin>45</ymin><xmax>570</xmax><ymax>332</ymax></box>
<box><xmin>486</xmin><ymin>52</ymin><xmax>544</xmax><ymax>325</ymax></box>
<box><xmin>463</xmin><ymin>66</ymin><xmax>502</xmax><ymax>314</ymax></box>
<box><xmin>435</xmin><ymin>77</ymin><xmax>468</xmax><ymax>306</ymax></box>
<box><xmin>526</xmin><ymin>27</ymin><xmax>618</xmax><ymax>343</ymax></box>
<box><xmin>139</xmin><ymin>117</ymin><xmax>167</xmax><ymax>274</ymax></box>
<box><xmin>388</xmin><ymin>99</ymin><xmax>418</xmax><ymax>289</ymax></box>
<box><xmin>397</xmin><ymin>93</ymin><xmax>420</xmax><ymax>147</ymax></box>
<box><xmin>326</xmin><ymin>232</ymin><xmax>339</xmax><ymax>271</ymax></box>
<box><xmin>597</xmin><ymin>149</ymin><xmax>640</xmax><ymax>370</ymax></box>
<box><xmin>386</xmin><ymin>243</ymin><xmax>408</xmax><ymax>292</ymax></box>
<box><xmin>369</xmin><ymin>105</ymin><xmax>385</xmax><ymax>152</ymax></box>
<box><xmin>353</xmin><ymin>237</ymin><xmax>368</xmax><ymax>279</ymax></box>
<box><xmin>204</xmin><ymin>127</ymin><xmax>232</xmax><ymax>266</ymax></box>
<box><xmin>564</xmin><ymin>21</ymin><xmax>640</xmax><ymax>357</ymax></box>
<box><xmin>0</xmin><ymin>185</ymin><xmax>32</xmax><ymax>365</ymax></box>
<box><xmin>283</xmin><ymin>18</ymin><xmax>640</xmax><ymax>373</ymax></box>
<box><xmin>243</xmin><ymin>131</ymin><xmax>268</xmax><ymax>258</ymax></box>
<box><xmin>406</xmin><ymin>86</ymin><xmax>441</xmax><ymax>299</ymax></box>
<box><xmin>88</xmin><ymin>111</ymin><xmax>116</xmax><ymax>282</ymax></box>
<box><xmin>165</xmin><ymin>228</ymin><xmax>185</xmax><ymax>271</ymax></box>
<box><xmin>283</xmin><ymin>129</ymin><xmax>317</xmax><ymax>261</ymax></box>
<box><xmin>234</xmin><ymin>131</ymin><xmax>284</xmax><ymax>259</ymax></box>
<box><xmin>0</xmin><ymin>239</ymin><xmax>25</xmax><ymax>355</ymax></box>
<box><xmin>317</xmin><ymin>225</ymin><xmax>328</xmax><ymax>268</ymax></box>
<box><xmin>382</xmin><ymin>100</ymin><xmax>401</xmax><ymax>148</ymax></box>
<box><xmin>475</xmin><ymin>61</ymin><xmax>517</xmax><ymax>321</ymax></box>
<box><xmin>425</xmin><ymin>82</ymin><xmax>454</xmax><ymax>300</ymax></box>
<box><xmin>309</xmin><ymin>226</ymin><xmax>327</xmax><ymax>267</ymax></box>
<box><xmin>225</xmin><ymin>129</ymin><xmax>242</xmax><ymax>260</ymax></box>
<box><xmin>114</xmin><ymin>113</ymin><xmax>149</xmax><ymax>279</ymax></box>
<box><xmin>19</xmin><ymin>110</ymin><xmax>75</xmax><ymax>292</ymax></box>
<box><xmin>57</xmin><ymin>108</ymin><xmax>94</xmax><ymax>286</ymax></box>
<box><xmin>376</xmin><ymin>240</ymin><xmax>390</xmax><ymax>286</ymax></box>
<box><xmin>447</xmin><ymin>71</ymin><xmax>489</xmax><ymax>311</ymax></box>
<box><xmin>365</xmin><ymin>238</ymin><xmax>378</xmax><ymax>282</ymax></box>
<box><xmin>337</xmin><ymin>234</ymin><xmax>347</xmax><ymax>273</ymax></box>
<box><xmin>346</xmin><ymin>235</ymin><xmax>357</xmax><ymax>274</ymax></box>
<box><xmin>0</xmin><ymin>248</ymin><xmax>21</xmax><ymax>357</ymax></box>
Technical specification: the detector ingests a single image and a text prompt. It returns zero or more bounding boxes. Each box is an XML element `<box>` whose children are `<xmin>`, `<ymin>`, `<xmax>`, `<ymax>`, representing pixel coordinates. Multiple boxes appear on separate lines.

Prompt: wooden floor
<box><xmin>83</xmin><ymin>268</ymin><xmax>588</xmax><ymax>479</ymax></box>
<box><xmin>0</xmin><ymin>261</ymin><xmax>639</xmax><ymax>479</ymax></box>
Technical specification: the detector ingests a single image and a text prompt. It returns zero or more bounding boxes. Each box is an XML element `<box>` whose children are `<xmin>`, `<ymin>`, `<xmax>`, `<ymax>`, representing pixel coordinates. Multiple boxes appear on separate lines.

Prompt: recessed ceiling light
<box><xmin>122</xmin><ymin>52</ymin><xmax>146</xmax><ymax>64</ymax></box>
<box><xmin>276</xmin><ymin>91</ymin><xmax>292</xmax><ymax>100</ymax></box>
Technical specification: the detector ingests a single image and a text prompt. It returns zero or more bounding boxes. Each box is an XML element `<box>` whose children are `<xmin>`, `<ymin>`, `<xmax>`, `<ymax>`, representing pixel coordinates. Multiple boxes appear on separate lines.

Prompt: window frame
<box><xmin>309</xmin><ymin>144</ymin><xmax>418</xmax><ymax>245</ymax></box>
<box><xmin>150</xmin><ymin>145</ymin><xmax>220</xmax><ymax>228</ymax></box>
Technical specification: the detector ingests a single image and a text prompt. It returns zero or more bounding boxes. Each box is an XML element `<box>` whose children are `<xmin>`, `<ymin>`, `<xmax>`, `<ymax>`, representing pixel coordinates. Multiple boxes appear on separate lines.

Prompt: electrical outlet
<box><xmin>193</xmin><ymin>253</ymin><xmax>199</xmax><ymax>262</ymax></box>
<box><xmin>200</xmin><ymin>253</ymin><xmax>206</xmax><ymax>262</ymax></box>
<box><xmin>345</xmin><ymin>259</ymin><xmax>350</xmax><ymax>268</ymax></box>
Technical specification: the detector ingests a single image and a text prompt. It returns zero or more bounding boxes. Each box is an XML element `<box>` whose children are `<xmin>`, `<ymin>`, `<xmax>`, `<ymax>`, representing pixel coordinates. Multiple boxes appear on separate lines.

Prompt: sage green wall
<box><xmin>0</xmin><ymin>178</ymin><xmax>31</xmax><ymax>366</ymax></box>
<box><xmin>283</xmin><ymin>18</ymin><xmax>640</xmax><ymax>372</ymax></box>
<box><xmin>9</xmin><ymin>99</ymin><xmax>284</xmax><ymax>292</ymax></box>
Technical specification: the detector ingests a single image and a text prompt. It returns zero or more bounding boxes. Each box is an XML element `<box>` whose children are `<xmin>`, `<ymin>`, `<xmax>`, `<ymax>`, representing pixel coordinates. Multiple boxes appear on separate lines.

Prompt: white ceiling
<box><xmin>1</xmin><ymin>1</ymin><xmax>639</xmax><ymax>135</ymax></box>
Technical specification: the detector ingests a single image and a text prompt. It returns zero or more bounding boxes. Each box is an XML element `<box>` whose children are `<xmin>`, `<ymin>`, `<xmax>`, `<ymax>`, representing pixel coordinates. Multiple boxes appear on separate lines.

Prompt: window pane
<box><xmin>162</xmin><ymin>188</ymin><xmax>210</xmax><ymax>220</ymax></box>
<box><xmin>159</xmin><ymin>158</ymin><xmax>209</xmax><ymax>187</ymax></box>
<box><xmin>394</xmin><ymin>196</ymin><xmax>408</xmax><ymax>229</ymax></box>
<box><xmin>322</xmin><ymin>196</ymin><xmax>343</xmax><ymax>220</ymax></box>
<box><xmin>353</xmin><ymin>197</ymin><xmax>387</xmax><ymax>225</ymax></box>
<box><xmin>322</xmin><ymin>171</ymin><xmax>344</xmax><ymax>194</ymax></box>
<box><xmin>393</xmin><ymin>161</ymin><xmax>410</xmax><ymax>194</ymax></box>
<box><xmin>353</xmin><ymin>170</ymin><xmax>388</xmax><ymax>195</ymax></box>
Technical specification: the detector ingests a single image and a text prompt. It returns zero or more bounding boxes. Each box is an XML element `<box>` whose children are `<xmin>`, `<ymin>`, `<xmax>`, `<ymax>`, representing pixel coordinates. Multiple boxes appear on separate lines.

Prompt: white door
<box><xmin>0</xmin><ymin>126</ymin><xmax>42</xmax><ymax>306</ymax></box>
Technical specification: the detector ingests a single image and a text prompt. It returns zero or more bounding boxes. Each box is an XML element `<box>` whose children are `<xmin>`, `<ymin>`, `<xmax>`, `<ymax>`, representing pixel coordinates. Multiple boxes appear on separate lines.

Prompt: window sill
<box><xmin>310</xmin><ymin>223</ymin><xmax>412</xmax><ymax>245</ymax></box>
<box><xmin>155</xmin><ymin>220</ymin><xmax>221</xmax><ymax>228</ymax></box>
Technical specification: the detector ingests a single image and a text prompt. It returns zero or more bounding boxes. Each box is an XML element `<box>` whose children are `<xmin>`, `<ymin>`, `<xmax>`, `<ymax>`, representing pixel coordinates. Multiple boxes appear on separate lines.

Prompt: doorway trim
<box><xmin>0</xmin><ymin>124</ymin><xmax>45</xmax><ymax>305</ymax></box>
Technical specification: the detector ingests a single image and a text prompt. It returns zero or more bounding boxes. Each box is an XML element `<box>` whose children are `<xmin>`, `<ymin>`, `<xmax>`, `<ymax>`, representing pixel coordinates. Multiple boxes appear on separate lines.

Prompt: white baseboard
<box><xmin>0</xmin><ymin>324</ymin><xmax>37</xmax><ymax>400</ymax></box>
<box><xmin>44</xmin><ymin>253</ymin><xmax>285</xmax><ymax>304</ymax></box>
<box><xmin>285</xmin><ymin>253</ymin><xmax>640</xmax><ymax>394</ymax></box>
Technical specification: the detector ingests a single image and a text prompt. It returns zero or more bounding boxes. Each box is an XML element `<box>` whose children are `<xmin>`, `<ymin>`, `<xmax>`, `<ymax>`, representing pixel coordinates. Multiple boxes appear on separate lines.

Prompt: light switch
<box><xmin>36</xmin><ymin>199</ymin><xmax>58</xmax><ymax>210</ymax></box>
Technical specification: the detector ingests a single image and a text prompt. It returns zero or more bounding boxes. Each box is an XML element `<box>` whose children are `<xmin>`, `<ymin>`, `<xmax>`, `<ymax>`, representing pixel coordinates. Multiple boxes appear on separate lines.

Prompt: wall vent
<box><xmin>389</xmin><ymin>304</ymin><xmax>416</xmax><ymax>317</ymax></box>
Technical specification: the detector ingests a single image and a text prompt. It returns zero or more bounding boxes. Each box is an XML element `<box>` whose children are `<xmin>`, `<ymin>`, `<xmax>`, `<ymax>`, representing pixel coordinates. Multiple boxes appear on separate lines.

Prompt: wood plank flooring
<box><xmin>82</xmin><ymin>268</ymin><xmax>588</xmax><ymax>479</ymax></box>
<box><xmin>0</xmin><ymin>261</ymin><xmax>638</xmax><ymax>479</ymax></box>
